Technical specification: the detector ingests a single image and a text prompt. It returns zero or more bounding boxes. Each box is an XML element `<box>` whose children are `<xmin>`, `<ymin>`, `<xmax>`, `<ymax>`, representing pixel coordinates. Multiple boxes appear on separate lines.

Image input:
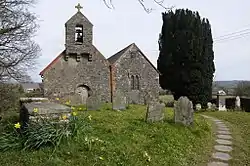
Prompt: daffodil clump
<box><xmin>0</xmin><ymin>105</ymin><xmax>91</xmax><ymax>152</ymax></box>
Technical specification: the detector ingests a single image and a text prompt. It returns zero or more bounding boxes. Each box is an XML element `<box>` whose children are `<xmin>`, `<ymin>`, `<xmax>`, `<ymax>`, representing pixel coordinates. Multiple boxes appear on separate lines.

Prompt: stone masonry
<box><xmin>108</xmin><ymin>43</ymin><xmax>160</xmax><ymax>105</ymax></box>
<box><xmin>39</xmin><ymin>4</ymin><xmax>159</xmax><ymax>105</ymax></box>
<box><xmin>40</xmin><ymin>7</ymin><xmax>110</xmax><ymax>105</ymax></box>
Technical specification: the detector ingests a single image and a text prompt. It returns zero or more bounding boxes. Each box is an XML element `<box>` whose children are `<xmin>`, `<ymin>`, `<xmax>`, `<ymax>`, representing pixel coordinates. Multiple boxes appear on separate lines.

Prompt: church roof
<box><xmin>107</xmin><ymin>44</ymin><xmax>132</xmax><ymax>64</ymax></box>
<box><xmin>108</xmin><ymin>43</ymin><xmax>160</xmax><ymax>74</ymax></box>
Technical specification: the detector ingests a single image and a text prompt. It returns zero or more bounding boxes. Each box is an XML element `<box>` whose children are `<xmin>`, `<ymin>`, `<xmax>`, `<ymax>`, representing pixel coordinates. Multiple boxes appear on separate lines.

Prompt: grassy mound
<box><xmin>0</xmin><ymin>104</ymin><xmax>213</xmax><ymax>166</ymax></box>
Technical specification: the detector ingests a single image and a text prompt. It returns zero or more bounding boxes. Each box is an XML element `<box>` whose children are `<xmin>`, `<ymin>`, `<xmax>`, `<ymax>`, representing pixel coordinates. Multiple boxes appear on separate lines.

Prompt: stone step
<box><xmin>212</xmin><ymin>152</ymin><xmax>232</xmax><ymax>161</ymax></box>
<box><xmin>217</xmin><ymin>135</ymin><xmax>232</xmax><ymax>140</ymax></box>
<box><xmin>214</xmin><ymin>145</ymin><xmax>233</xmax><ymax>152</ymax></box>
<box><xmin>217</xmin><ymin>130</ymin><xmax>231</xmax><ymax>135</ymax></box>
<box><xmin>207</xmin><ymin>161</ymin><xmax>229</xmax><ymax>166</ymax></box>
<box><xmin>216</xmin><ymin>139</ymin><xmax>232</xmax><ymax>145</ymax></box>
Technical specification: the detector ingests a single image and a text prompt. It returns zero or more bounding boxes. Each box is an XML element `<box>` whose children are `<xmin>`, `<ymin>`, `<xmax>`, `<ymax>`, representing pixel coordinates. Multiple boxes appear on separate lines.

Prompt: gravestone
<box><xmin>86</xmin><ymin>95</ymin><xmax>102</xmax><ymax>111</ymax></box>
<box><xmin>112</xmin><ymin>90</ymin><xmax>127</xmax><ymax>111</ymax></box>
<box><xmin>143</xmin><ymin>91</ymin><xmax>154</xmax><ymax>105</ymax></box>
<box><xmin>20</xmin><ymin>98</ymin><xmax>71</xmax><ymax>126</ymax></box>
<box><xmin>196</xmin><ymin>103</ymin><xmax>202</xmax><ymax>111</ymax></box>
<box><xmin>217</xmin><ymin>90</ymin><xmax>227</xmax><ymax>111</ymax></box>
<box><xmin>174</xmin><ymin>96</ymin><xmax>194</xmax><ymax>126</ymax></box>
<box><xmin>235</xmin><ymin>96</ymin><xmax>241</xmax><ymax>110</ymax></box>
<box><xmin>128</xmin><ymin>91</ymin><xmax>140</xmax><ymax>104</ymax></box>
<box><xmin>211</xmin><ymin>103</ymin><xmax>217</xmax><ymax>110</ymax></box>
<box><xmin>146</xmin><ymin>101</ymin><xmax>165</xmax><ymax>122</ymax></box>
<box><xmin>207</xmin><ymin>102</ymin><xmax>212</xmax><ymax>110</ymax></box>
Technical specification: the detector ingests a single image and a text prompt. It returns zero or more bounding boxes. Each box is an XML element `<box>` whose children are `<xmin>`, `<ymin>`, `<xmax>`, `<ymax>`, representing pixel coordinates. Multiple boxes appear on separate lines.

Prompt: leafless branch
<box><xmin>102</xmin><ymin>0</ymin><xmax>174</xmax><ymax>13</ymax></box>
<box><xmin>0</xmin><ymin>0</ymin><xmax>40</xmax><ymax>82</ymax></box>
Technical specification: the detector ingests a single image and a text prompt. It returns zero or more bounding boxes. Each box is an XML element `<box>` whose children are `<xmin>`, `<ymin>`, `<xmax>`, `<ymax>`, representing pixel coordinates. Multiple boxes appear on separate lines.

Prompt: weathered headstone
<box><xmin>217</xmin><ymin>90</ymin><xmax>227</xmax><ymax>111</ymax></box>
<box><xmin>112</xmin><ymin>90</ymin><xmax>127</xmax><ymax>110</ymax></box>
<box><xmin>20</xmin><ymin>98</ymin><xmax>71</xmax><ymax>126</ymax></box>
<box><xmin>211</xmin><ymin>103</ymin><xmax>217</xmax><ymax>110</ymax></box>
<box><xmin>207</xmin><ymin>102</ymin><xmax>212</xmax><ymax>110</ymax></box>
<box><xmin>146</xmin><ymin>101</ymin><xmax>165</xmax><ymax>122</ymax></box>
<box><xmin>235</xmin><ymin>96</ymin><xmax>241</xmax><ymax>110</ymax></box>
<box><xmin>196</xmin><ymin>103</ymin><xmax>202</xmax><ymax>111</ymax></box>
<box><xmin>86</xmin><ymin>95</ymin><xmax>102</xmax><ymax>111</ymax></box>
<box><xmin>128</xmin><ymin>91</ymin><xmax>140</xmax><ymax>104</ymax></box>
<box><xmin>143</xmin><ymin>91</ymin><xmax>154</xmax><ymax>105</ymax></box>
<box><xmin>174</xmin><ymin>96</ymin><xmax>194</xmax><ymax>126</ymax></box>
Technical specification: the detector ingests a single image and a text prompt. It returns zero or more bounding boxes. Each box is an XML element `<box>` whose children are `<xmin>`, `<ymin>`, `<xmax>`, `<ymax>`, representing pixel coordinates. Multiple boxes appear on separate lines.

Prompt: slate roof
<box><xmin>107</xmin><ymin>43</ymin><xmax>160</xmax><ymax>74</ymax></box>
<box><xmin>107</xmin><ymin>44</ymin><xmax>132</xmax><ymax>64</ymax></box>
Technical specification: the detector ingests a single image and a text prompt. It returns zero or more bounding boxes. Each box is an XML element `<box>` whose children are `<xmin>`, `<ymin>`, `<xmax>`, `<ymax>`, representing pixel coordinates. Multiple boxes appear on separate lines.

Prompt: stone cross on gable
<box><xmin>75</xmin><ymin>3</ymin><xmax>83</xmax><ymax>12</ymax></box>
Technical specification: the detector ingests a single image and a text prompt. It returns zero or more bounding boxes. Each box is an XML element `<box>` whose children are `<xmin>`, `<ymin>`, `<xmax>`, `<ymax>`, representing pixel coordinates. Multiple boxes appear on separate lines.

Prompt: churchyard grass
<box><xmin>202</xmin><ymin>111</ymin><xmax>250</xmax><ymax>166</ymax></box>
<box><xmin>0</xmin><ymin>104</ymin><xmax>213</xmax><ymax>166</ymax></box>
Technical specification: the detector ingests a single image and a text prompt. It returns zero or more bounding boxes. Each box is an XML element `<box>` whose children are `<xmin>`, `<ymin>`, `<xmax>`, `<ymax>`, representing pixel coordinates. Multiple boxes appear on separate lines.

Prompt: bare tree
<box><xmin>102</xmin><ymin>0</ymin><xmax>174</xmax><ymax>13</ymax></box>
<box><xmin>234</xmin><ymin>81</ymin><xmax>250</xmax><ymax>97</ymax></box>
<box><xmin>0</xmin><ymin>0</ymin><xmax>40</xmax><ymax>82</ymax></box>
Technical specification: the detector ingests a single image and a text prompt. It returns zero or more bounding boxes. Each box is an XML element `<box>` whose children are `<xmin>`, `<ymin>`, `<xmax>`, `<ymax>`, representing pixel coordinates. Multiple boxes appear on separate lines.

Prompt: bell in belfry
<box><xmin>75</xmin><ymin>29</ymin><xmax>83</xmax><ymax>42</ymax></box>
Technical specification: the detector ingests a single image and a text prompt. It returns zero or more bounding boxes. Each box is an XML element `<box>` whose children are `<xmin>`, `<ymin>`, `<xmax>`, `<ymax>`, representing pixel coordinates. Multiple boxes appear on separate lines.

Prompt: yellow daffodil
<box><xmin>78</xmin><ymin>107</ymin><xmax>83</xmax><ymax>111</ymax></box>
<box><xmin>88</xmin><ymin>115</ymin><xmax>92</xmax><ymax>121</ymax></box>
<box><xmin>71</xmin><ymin>106</ymin><xmax>76</xmax><ymax>110</ymax></box>
<box><xmin>33</xmin><ymin>107</ymin><xmax>38</xmax><ymax>113</ymax></box>
<box><xmin>14</xmin><ymin>122</ymin><xmax>21</xmax><ymax>129</ymax></box>
<box><xmin>65</xmin><ymin>100</ymin><xmax>71</xmax><ymax>105</ymax></box>
<box><xmin>62</xmin><ymin>115</ymin><xmax>67</xmax><ymax>120</ymax></box>
<box><xmin>99</xmin><ymin>156</ymin><xmax>104</xmax><ymax>160</ymax></box>
<box><xmin>72</xmin><ymin>111</ymin><xmax>77</xmax><ymax>116</ymax></box>
<box><xmin>56</xmin><ymin>97</ymin><xmax>60</xmax><ymax>101</ymax></box>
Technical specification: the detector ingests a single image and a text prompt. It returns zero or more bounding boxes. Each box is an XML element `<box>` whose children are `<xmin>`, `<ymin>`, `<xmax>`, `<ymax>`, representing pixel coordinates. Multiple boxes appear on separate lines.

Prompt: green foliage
<box><xmin>0</xmin><ymin>115</ymin><xmax>90</xmax><ymax>152</ymax></box>
<box><xmin>158</xmin><ymin>9</ymin><xmax>215</xmax><ymax>107</ymax></box>
<box><xmin>0</xmin><ymin>83</ymin><xmax>24</xmax><ymax>116</ymax></box>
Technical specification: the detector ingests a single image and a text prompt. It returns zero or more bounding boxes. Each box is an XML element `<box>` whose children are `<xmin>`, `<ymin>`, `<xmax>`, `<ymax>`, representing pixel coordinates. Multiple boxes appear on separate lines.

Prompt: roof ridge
<box><xmin>107</xmin><ymin>43</ymin><xmax>134</xmax><ymax>64</ymax></box>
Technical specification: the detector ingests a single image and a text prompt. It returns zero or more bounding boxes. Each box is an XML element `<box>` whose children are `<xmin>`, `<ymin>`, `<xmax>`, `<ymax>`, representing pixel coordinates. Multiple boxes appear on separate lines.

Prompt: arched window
<box><xmin>131</xmin><ymin>75</ymin><xmax>135</xmax><ymax>90</ymax></box>
<box><xmin>135</xmin><ymin>75</ymin><xmax>140</xmax><ymax>90</ymax></box>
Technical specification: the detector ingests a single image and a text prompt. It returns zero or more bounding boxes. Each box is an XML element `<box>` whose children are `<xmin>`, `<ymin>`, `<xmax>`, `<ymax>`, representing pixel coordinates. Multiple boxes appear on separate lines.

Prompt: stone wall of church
<box><xmin>42</xmin><ymin>46</ymin><xmax>111</xmax><ymax>105</ymax></box>
<box><xmin>112</xmin><ymin>45</ymin><xmax>160</xmax><ymax>104</ymax></box>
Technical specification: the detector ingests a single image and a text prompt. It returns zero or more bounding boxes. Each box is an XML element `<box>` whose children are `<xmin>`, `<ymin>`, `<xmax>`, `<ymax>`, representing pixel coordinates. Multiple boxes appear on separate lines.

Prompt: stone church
<box><xmin>39</xmin><ymin>4</ymin><xmax>160</xmax><ymax>105</ymax></box>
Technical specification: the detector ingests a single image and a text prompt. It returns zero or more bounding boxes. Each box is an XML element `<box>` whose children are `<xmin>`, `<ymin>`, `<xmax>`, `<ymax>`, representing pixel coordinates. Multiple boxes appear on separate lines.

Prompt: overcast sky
<box><xmin>31</xmin><ymin>0</ymin><xmax>250</xmax><ymax>82</ymax></box>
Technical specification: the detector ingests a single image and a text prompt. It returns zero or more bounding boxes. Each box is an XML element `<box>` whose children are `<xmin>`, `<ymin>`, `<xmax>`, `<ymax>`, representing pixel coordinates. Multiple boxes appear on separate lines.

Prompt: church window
<box><xmin>76</xmin><ymin>55</ymin><xmax>80</xmax><ymax>62</ymax></box>
<box><xmin>64</xmin><ymin>55</ymin><xmax>69</xmax><ymax>61</ymax></box>
<box><xmin>75</xmin><ymin>25</ymin><xmax>83</xmax><ymax>43</ymax></box>
<box><xmin>135</xmin><ymin>75</ymin><xmax>140</xmax><ymax>90</ymax></box>
<box><xmin>130</xmin><ymin>51</ymin><xmax>136</xmax><ymax>58</ymax></box>
<box><xmin>131</xmin><ymin>75</ymin><xmax>135</xmax><ymax>90</ymax></box>
<box><xmin>88</xmin><ymin>54</ymin><xmax>92</xmax><ymax>61</ymax></box>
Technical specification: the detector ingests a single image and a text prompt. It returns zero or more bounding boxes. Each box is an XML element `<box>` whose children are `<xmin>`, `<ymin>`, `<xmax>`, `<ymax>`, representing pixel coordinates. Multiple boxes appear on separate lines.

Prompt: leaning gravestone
<box><xmin>86</xmin><ymin>95</ymin><xmax>102</xmax><ymax>111</ymax></box>
<box><xmin>112</xmin><ymin>90</ymin><xmax>127</xmax><ymax>111</ymax></box>
<box><xmin>174</xmin><ymin>96</ymin><xmax>194</xmax><ymax>126</ymax></box>
<box><xmin>20</xmin><ymin>98</ymin><xmax>71</xmax><ymax>126</ymax></box>
<box><xmin>146</xmin><ymin>101</ymin><xmax>165</xmax><ymax>122</ymax></box>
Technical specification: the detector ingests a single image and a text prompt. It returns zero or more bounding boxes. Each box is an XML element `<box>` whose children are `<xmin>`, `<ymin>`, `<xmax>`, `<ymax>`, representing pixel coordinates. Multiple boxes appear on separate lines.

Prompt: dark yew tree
<box><xmin>157</xmin><ymin>9</ymin><xmax>215</xmax><ymax>107</ymax></box>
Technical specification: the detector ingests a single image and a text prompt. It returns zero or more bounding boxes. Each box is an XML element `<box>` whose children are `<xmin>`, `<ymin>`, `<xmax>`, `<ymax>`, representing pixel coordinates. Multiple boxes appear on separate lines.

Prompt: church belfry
<box><xmin>65</xmin><ymin>3</ymin><xmax>93</xmax><ymax>55</ymax></box>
